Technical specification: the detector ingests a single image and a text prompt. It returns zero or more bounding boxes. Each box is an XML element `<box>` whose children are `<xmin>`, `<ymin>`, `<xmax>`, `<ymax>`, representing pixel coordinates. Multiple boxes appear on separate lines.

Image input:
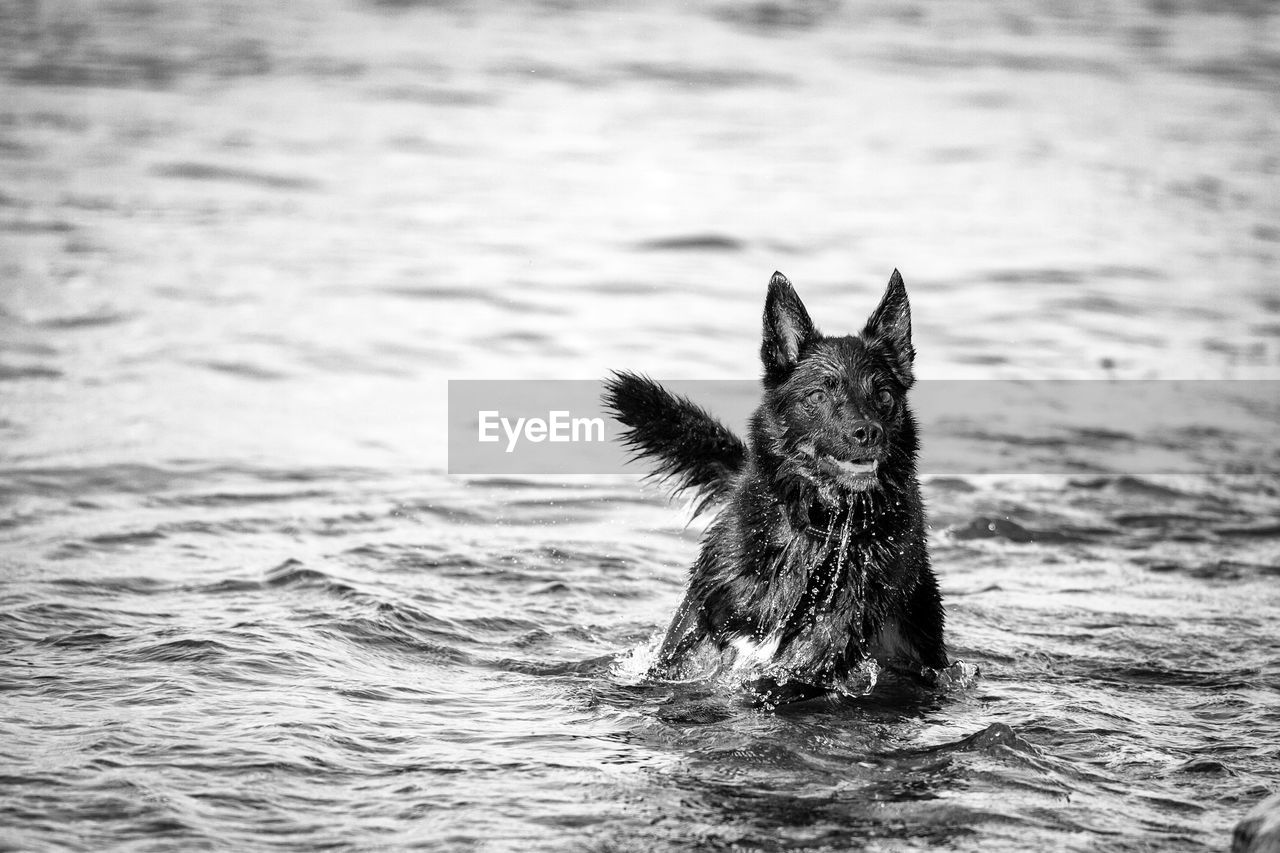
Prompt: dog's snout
<box><xmin>851</xmin><ymin>421</ymin><xmax>883</xmax><ymax>448</ymax></box>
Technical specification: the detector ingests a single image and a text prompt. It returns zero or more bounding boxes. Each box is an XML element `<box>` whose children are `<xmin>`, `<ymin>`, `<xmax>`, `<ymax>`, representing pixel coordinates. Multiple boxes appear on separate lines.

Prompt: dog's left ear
<box><xmin>762</xmin><ymin>271</ymin><xmax>819</xmax><ymax>386</ymax></box>
<box><xmin>861</xmin><ymin>269</ymin><xmax>915</xmax><ymax>386</ymax></box>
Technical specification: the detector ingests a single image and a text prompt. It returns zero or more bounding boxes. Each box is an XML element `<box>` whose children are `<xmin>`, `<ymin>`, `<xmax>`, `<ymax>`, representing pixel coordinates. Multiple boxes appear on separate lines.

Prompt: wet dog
<box><xmin>604</xmin><ymin>270</ymin><xmax>947</xmax><ymax>703</ymax></box>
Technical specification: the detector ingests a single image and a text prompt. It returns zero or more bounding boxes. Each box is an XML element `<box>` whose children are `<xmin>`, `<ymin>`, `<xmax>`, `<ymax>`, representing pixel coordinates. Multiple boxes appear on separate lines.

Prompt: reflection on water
<box><xmin>1</xmin><ymin>1</ymin><xmax>1278</xmax><ymax>851</ymax></box>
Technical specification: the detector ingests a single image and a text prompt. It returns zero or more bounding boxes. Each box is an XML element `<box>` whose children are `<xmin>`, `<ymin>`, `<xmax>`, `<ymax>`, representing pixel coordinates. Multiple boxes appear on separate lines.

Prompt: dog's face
<box><xmin>759</xmin><ymin>271</ymin><xmax>917</xmax><ymax>493</ymax></box>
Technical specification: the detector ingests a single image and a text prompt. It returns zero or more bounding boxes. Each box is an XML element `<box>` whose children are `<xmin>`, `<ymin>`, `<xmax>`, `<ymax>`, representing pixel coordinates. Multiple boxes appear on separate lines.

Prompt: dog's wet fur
<box><xmin>604</xmin><ymin>270</ymin><xmax>947</xmax><ymax>704</ymax></box>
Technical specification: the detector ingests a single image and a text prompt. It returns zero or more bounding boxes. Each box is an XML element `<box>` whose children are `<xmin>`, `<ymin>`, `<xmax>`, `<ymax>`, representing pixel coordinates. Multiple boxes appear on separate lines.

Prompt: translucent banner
<box><xmin>447</xmin><ymin>380</ymin><xmax>1278</xmax><ymax>476</ymax></box>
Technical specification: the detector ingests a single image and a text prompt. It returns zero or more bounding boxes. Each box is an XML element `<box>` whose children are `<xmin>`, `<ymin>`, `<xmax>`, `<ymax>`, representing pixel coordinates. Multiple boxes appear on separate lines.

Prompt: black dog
<box><xmin>604</xmin><ymin>271</ymin><xmax>947</xmax><ymax>702</ymax></box>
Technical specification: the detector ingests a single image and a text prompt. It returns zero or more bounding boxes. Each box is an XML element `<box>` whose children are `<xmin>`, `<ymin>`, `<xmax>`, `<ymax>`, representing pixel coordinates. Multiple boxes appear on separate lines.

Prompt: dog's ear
<box><xmin>761</xmin><ymin>271</ymin><xmax>818</xmax><ymax>385</ymax></box>
<box><xmin>862</xmin><ymin>269</ymin><xmax>915</xmax><ymax>386</ymax></box>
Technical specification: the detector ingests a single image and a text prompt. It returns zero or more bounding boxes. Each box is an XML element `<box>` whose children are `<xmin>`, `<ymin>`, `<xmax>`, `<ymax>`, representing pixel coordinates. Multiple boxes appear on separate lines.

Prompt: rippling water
<box><xmin>2</xmin><ymin>1</ymin><xmax>1279</xmax><ymax>850</ymax></box>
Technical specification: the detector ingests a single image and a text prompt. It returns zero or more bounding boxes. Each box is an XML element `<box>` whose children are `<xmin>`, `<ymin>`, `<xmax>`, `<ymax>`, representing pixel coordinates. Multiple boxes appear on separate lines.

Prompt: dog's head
<box><xmin>758</xmin><ymin>270</ymin><xmax>918</xmax><ymax>494</ymax></box>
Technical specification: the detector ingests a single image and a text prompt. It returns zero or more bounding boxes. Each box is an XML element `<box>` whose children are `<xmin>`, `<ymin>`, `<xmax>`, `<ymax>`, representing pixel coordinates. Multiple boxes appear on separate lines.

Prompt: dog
<box><xmin>604</xmin><ymin>270</ymin><xmax>947</xmax><ymax>703</ymax></box>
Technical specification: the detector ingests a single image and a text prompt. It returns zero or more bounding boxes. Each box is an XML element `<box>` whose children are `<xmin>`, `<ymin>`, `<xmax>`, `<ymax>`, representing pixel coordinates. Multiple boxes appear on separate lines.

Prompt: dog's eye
<box><xmin>806</xmin><ymin>389</ymin><xmax>827</xmax><ymax>406</ymax></box>
<box><xmin>876</xmin><ymin>389</ymin><xmax>894</xmax><ymax>411</ymax></box>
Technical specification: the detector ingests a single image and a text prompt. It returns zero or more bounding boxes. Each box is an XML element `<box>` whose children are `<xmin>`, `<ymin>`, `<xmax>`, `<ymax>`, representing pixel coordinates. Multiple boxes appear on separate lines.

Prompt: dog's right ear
<box><xmin>761</xmin><ymin>271</ymin><xmax>818</xmax><ymax>385</ymax></box>
<box><xmin>862</xmin><ymin>268</ymin><xmax>915</xmax><ymax>386</ymax></box>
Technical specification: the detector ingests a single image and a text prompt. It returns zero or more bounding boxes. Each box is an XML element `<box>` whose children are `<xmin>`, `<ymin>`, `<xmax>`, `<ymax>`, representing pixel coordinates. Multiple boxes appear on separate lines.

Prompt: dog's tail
<box><xmin>602</xmin><ymin>371</ymin><xmax>747</xmax><ymax>515</ymax></box>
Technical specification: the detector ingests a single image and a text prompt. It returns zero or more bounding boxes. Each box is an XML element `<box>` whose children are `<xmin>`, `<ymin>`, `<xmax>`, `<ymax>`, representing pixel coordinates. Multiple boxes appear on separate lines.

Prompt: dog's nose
<box><xmin>851</xmin><ymin>421</ymin><xmax>883</xmax><ymax>447</ymax></box>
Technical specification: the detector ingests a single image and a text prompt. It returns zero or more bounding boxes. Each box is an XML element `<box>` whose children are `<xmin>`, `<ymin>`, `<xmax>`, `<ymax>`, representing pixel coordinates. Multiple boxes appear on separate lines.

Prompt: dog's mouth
<box><xmin>798</xmin><ymin>442</ymin><xmax>880</xmax><ymax>491</ymax></box>
<box><xmin>817</xmin><ymin>455</ymin><xmax>879</xmax><ymax>489</ymax></box>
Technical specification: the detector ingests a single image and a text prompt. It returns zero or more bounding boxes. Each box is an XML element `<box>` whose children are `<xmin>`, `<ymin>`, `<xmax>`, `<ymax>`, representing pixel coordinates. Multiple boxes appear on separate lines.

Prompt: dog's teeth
<box><xmin>825</xmin><ymin>456</ymin><xmax>877</xmax><ymax>475</ymax></box>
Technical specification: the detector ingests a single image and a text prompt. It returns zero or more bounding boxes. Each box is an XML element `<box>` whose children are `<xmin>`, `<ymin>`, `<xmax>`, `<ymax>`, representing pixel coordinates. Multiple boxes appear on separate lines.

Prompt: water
<box><xmin>2</xmin><ymin>0</ymin><xmax>1279</xmax><ymax>850</ymax></box>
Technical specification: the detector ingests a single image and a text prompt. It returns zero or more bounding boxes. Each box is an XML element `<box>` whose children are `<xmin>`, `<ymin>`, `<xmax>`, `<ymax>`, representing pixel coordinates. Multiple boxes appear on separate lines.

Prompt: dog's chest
<box><xmin>752</xmin><ymin>533</ymin><xmax>888</xmax><ymax>653</ymax></box>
